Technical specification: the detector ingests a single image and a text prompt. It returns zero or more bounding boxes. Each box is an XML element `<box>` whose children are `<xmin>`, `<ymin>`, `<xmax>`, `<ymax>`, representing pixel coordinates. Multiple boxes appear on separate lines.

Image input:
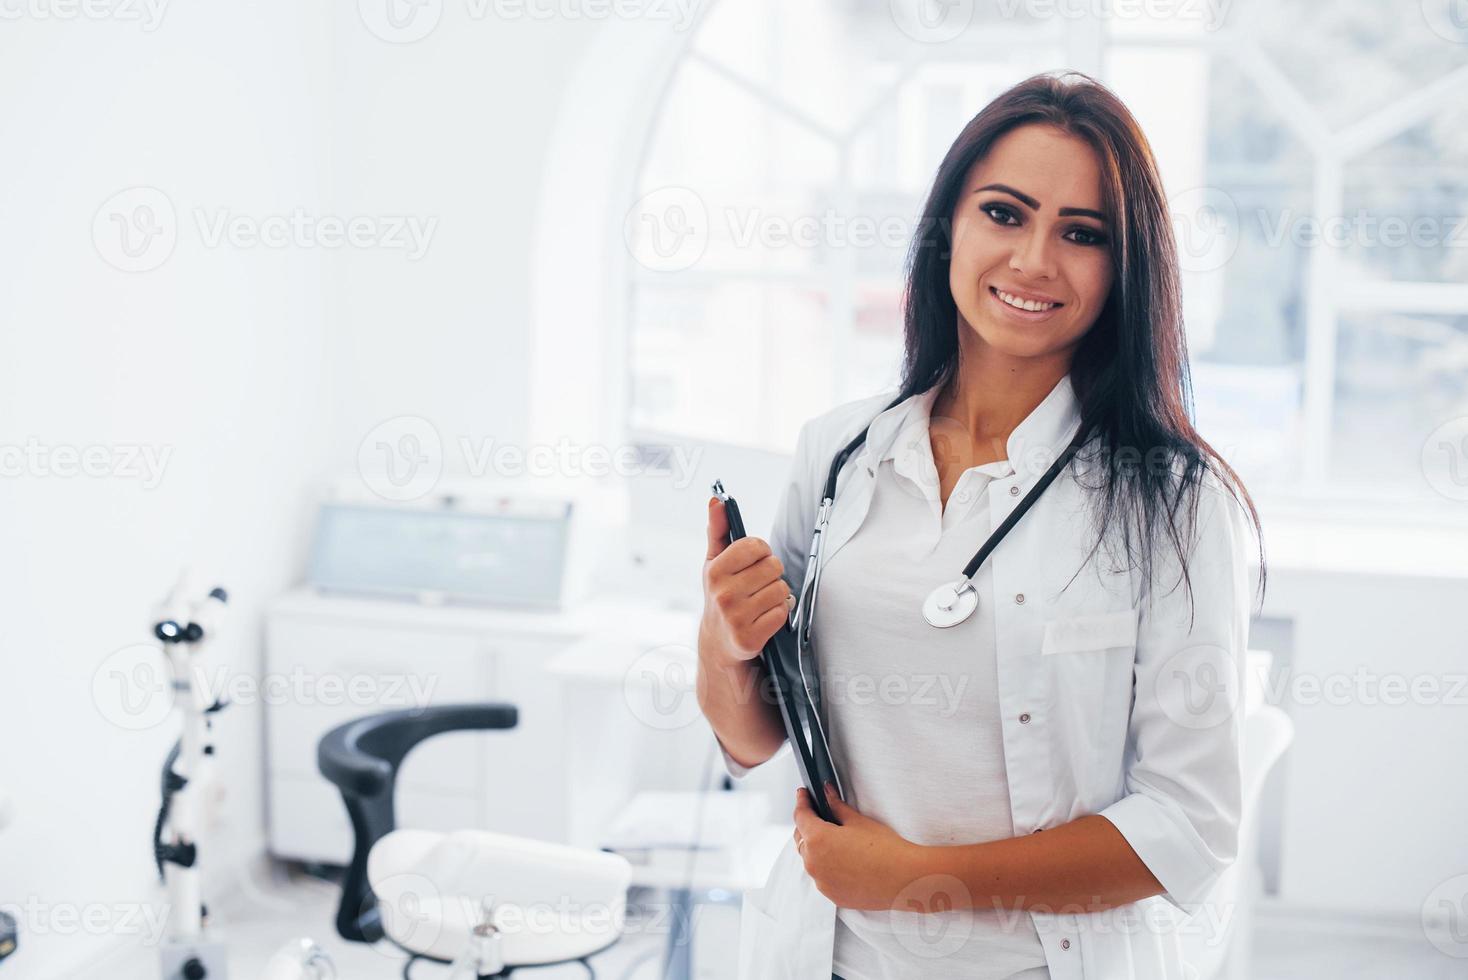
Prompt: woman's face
<box><xmin>947</xmin><ymin>123</ymin><xmax>1114</xmax><ymax>362</ymax></box>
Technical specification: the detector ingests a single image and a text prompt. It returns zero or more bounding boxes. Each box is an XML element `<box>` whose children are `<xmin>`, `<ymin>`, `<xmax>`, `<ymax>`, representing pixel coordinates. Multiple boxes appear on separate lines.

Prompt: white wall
<box><xmin>0</xmin><ymin>4</ymin><xmax>333</xmax><ymax>973</ymax></box>
<box><xmin>0</xmin><ymin>4</ymin><xmax>605</xmax><ymax>976</ymax></box>
<box><xmin>1258</xmin><ymin>566</ymin><xmax>1468</xmax><ymax>914</ymax></box>
<box><xmin>325</xmin><ymin>6</ymin><xmax>605</xmax><ymax>477</ymax></box>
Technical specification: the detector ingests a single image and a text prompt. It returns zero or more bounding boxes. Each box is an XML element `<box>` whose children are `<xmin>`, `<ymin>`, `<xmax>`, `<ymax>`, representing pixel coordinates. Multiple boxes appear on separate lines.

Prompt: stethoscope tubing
<box><xmin>793</xmin><ymin>398</ymin><xmax>1093</xmax><ymax>640</ymax></box>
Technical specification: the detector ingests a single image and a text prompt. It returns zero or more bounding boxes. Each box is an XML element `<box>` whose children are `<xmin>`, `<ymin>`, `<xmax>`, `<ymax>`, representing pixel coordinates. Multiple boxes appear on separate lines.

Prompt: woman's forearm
<box><xmin>906</xmin><ymin>815</ymin><xmax>1165</xmax><ymax>915</ymax></box>
<box><xmin>696</xmin><ymin>636</ymin><xmax>787</xmax><ymax>770</ymax></box>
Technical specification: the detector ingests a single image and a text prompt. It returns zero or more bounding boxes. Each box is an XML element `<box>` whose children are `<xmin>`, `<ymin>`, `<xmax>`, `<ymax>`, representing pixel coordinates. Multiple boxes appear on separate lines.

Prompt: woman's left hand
<box><xmin>792</xmin><ymin>784</ymin><xmax>927</xmax><ymax>910</ymax></box>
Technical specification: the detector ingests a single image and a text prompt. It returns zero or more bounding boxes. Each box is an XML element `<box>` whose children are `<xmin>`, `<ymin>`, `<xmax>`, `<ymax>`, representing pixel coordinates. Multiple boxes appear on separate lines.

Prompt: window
<box><xmin>624</xmin><ymin>0</ymin><xmax>1468</xmax><ymax>511</ymax></box>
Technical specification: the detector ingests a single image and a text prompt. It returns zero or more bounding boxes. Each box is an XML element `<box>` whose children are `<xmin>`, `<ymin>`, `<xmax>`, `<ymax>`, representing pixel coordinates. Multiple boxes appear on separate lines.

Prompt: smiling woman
<box><xmin>699</xmin><ymin>70</ymin><xmax>1268</xmax><ymax>980</ymax></box>
<box><xmin>900</xmin><ymin>72</ymin><xmax>1266</xmax><ymax>608</ymax></box>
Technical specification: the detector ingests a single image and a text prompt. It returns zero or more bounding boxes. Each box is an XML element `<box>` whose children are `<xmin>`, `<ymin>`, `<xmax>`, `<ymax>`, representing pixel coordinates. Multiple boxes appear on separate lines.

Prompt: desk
<box><xmin>263</xmin><ymin>587</ymin><xmax>693</xmax><ymax>862</ymax></box>
<box><xmin>621</xmin><ymin>824</ymin><xmax>789</xmax><ymax>980</ymax></box>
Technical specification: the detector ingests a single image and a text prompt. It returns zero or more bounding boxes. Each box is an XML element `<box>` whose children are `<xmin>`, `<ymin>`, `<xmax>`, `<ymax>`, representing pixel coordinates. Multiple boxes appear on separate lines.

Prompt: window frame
<box><xmin>609</xmin><ymin>2</ymin><xmax>1468</xmax><ymax>525</ymax></box>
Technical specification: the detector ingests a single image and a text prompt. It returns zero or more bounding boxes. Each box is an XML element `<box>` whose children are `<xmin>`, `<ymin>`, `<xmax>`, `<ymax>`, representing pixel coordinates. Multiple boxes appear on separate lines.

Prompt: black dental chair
<box><xmin>317</xmin><ymin>703</ymin><xmax>632</xmax><ymax>977</ymax></box>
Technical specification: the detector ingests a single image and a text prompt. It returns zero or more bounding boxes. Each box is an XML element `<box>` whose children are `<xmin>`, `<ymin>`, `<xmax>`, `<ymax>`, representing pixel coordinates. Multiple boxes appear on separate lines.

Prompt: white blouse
<box><xmin>817</xmin><ymin>383</ymin><xmax>1050</xmax><ymax>980</ymax></box>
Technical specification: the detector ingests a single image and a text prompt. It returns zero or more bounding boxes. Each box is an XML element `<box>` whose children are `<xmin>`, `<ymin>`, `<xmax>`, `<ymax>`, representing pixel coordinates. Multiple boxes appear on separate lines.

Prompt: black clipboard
<box><xmin>712</xmin><ymin>480</ymin><xmax>841</xmax><ymax>823</ymax></box>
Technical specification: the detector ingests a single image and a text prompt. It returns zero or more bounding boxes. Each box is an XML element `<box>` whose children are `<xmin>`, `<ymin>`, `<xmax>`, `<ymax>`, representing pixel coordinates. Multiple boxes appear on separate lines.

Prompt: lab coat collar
<box><xmin>812</xmin><ymin>372</ymin><xmax>1084</xmax><ymax>588</ymax></box>
<box><xmin>862</xmin><ymin>371</ymin><xmax>1083</xmax><ymax>480</ymax></box>
<box><xmin>875</xmin><ymin>384</ymin><xmax>944</xmax><ymax>466</ymax></box>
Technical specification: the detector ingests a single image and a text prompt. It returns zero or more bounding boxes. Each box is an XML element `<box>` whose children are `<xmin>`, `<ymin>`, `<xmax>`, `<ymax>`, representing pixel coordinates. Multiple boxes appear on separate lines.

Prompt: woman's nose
<box><xmin>1009</xmin><ymin>227</ymin><xmax>1058</xmax><ymax>280</ymax></box>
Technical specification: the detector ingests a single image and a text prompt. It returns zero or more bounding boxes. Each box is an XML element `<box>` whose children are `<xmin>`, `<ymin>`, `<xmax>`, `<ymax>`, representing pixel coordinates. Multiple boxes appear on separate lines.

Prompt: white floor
<box><xmin>84</xmin><ymin>860</ymin><xmax>739</xmax><ymax>980</ymax></box>
<box><xmin>76</xmin><ymin>862</ymin><xmax>1461</xmax><ymax>980</ymax></box>
<box><xmin>1251</xmin><ymin>906</ymin><xmax>1468</xmax><ymax>980</ymax></box>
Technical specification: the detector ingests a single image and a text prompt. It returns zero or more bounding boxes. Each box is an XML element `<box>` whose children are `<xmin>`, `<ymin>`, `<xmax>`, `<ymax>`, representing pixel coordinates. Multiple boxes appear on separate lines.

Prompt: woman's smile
<box><xmin>987</xmin><ymin>284</ymin><xmax>1066</xmax><ymax>322</ymax></box>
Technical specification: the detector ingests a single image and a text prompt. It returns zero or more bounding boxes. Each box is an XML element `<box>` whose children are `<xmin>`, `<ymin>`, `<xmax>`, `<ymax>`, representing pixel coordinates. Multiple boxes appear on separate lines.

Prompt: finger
<box><xmin>728</xmin><ymin>554</ymin><xmax>786</xmax><ymax>599</ymax></box>
<box><xmin>711</xmin><ymin>536</ymin><xmax>774</xmax><ymax>579</ymax></box>
<box><xmin>824</xmin><ymin>784</ymin><xmax>855</xmax><ymax>825</ymax></box>
<box><xmin>793</xmin><ymin>789</ymin><xmax>821</xmax><ymax>839</ymax></box>
<box><xmin>705</xmin><ymin>497</ymin><xmax>729</xmax><ymax>560</ymax></box>
<box><xmin>747</xmin><ymin>602</ymin><xmax>789</xmax><ymax>645</ymax></box>
<box><xmin>746</xmin><ymin>577</ymin><xmax>791</xmax><ymax>618</ymax></box>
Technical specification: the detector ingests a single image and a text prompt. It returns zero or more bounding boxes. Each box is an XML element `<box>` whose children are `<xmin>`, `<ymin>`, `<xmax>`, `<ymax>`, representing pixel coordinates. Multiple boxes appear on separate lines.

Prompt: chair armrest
<box><xmin>316</xmin><ymin>702</ymin><xmax>519</xmax><ymax>944</ymax></box>
<box><xmin>319</xmin><ymin>703</ymin><xmax>519</xmax><ymax>797</ymax></box>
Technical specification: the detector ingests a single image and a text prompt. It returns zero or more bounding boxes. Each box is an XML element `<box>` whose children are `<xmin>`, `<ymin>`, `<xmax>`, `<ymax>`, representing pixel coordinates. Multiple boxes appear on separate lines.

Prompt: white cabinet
<box><xmin>263</xmin><ymin>589</ymin><xmax>584</xmax><ymax>863</ymax></box>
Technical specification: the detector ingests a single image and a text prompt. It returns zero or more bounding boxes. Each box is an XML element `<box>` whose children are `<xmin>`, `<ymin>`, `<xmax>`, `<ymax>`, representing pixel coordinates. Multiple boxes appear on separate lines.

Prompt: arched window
<box><xmin>618</xmin><ymin>0</ymin><xmax>1468</xmax><ymax>509</ymax></box>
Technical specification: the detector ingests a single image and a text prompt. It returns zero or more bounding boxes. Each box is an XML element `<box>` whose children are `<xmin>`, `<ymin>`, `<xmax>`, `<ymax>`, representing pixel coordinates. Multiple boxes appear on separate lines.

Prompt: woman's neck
<box><xmin>932</xmin><ymin>341</ymin><xmax>1072</xmax><ymax>457</ymax></box>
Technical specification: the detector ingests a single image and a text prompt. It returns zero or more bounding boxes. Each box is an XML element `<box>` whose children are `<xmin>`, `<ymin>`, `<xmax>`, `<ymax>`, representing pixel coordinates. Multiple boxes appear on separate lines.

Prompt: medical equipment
<box><xmin>307</xmin><ymin>478</ymin><xmax>614</xmax><ymax>609</ymax></box>
<box><xmin>308</xmin><ymin>499</ymin><xmax>571</xmax><ymax>607</ymax></box>
<box><xmin>149</xmin><ymin>575</ymin><xmax>335</xmax><ymax>980</ymax></box>
<box><xmin>798</xmin><ymin>399</ymin><xmax>1095</xmax><ymax>631</ymax></box>
<box><xmin>711</xmin><ymin>399</ymin><xmax>1094</xmax><ymax>821</ymax></box>
<box><xmin>317</xmin><ymin>705</ymin><xmax>632</xmax><ymax>977</ymax></box>
<box><xmin>152</xmin><ymin>577</ymin><xmax>232</xmax><ymax>980</ymax></box>
<box><xmin>0</xmin><ymin>790</ymin><xmax>12</xmax><ymax>966</ymax></box>
<box><xmin>259</xmin><ymin>939</ymin><xmax>335</xmax><ymax>980</ymax></box>
<box><xmin>444</xmin><ymin>907</ymin><xmax>505</xmax><ymax>980</ymax></box>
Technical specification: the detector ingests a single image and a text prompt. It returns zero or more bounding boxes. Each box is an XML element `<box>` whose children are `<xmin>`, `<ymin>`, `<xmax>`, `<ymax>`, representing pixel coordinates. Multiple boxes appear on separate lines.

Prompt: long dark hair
<box><xmin>899</xmin><ymin>70</ymin><xmax>1266</xmax><ymax>624</ymax></box>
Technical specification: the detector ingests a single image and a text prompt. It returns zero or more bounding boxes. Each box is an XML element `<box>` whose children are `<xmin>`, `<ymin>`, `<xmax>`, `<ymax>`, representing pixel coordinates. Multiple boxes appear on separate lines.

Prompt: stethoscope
<box><xmin>789</xmin><ymin>395</ymin><xmax>1095</xmax><ymax>639</ymax></box>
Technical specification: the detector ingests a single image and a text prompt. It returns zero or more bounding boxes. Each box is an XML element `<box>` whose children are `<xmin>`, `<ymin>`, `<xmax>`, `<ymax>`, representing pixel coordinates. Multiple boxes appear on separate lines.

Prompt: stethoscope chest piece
<box><xmin>922</xmin><ymin>578</ymin><xmax>978</xmax><ymax>628</ymax></box>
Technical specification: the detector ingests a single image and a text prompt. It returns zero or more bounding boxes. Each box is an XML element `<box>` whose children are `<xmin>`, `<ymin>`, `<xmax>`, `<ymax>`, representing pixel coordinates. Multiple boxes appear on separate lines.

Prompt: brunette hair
<box><xmin>899</xmin><ymin>70</ymin><xmax>1266</xmax><ymax>624</ymax></box>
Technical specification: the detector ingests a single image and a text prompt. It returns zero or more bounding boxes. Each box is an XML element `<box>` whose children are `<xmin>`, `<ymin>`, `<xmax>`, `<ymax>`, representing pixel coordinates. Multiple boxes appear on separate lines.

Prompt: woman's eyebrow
<box><xmin>974</xmin><ymin>182</ymin><xmax>1107</xmax><ymax>223</ymax></box>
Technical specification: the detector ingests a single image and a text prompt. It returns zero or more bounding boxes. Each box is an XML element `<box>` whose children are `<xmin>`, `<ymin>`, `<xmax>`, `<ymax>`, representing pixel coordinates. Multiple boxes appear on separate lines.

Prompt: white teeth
<box><xmin>996</xmin><ymin>289</ymin><xmax>1056</xmax><ymax>312</ymax></box>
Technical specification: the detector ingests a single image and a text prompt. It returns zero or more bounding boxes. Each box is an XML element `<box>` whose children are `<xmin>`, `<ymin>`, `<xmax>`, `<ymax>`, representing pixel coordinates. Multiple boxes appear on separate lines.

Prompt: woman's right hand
<box><xmin>700</xmin><ymin>496</ymin><xmax>792</xmax><ymax>668</ymax></box>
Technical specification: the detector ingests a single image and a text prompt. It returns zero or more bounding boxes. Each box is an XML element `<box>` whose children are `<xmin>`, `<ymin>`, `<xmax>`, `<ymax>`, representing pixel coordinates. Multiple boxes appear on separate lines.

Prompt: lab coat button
<box><xmin>1014</xmin><ymin>593</ymin><xmax>1025</xmax><ymax>604</ymax></box>
<box><xmin>1019</xmin><ymin>712</ymin><xmax>1031</xmax><ymax>724</ymax></box>
<box><xmin>1009</xmin><ymin>485</ymin><xmax>1020</xmax><ymax>496</ymax></box>
<box><xmin>1061</xmin><ymin>939</ymin><xmax>1071</xmax><ymax>950</ymax></box>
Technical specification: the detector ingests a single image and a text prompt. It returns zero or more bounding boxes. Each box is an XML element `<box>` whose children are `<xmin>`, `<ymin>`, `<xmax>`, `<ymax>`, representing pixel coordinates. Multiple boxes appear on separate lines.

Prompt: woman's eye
<box><xmin>982</xmin><ymin>204</ymin><xmax>1107</xmax><ymax>247</ymax></box>
<box><xmin>982</xmin><ymin>203</ymin><xmax>1019</xmax><ymax>226</ymax></box>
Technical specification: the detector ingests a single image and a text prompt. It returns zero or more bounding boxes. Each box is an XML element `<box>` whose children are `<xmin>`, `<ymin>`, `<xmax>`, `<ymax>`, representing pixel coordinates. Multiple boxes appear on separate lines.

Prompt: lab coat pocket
<box><xmin>736</xmin><ymin>837</ymin><xmax>837</xmax><ymax>980</ymax></box>
<box><xmin>736</xmin><ymin>890</ymin><xmax>780</xmax><ymax>980</ymax></box>
<box><xmin>1041</xmin><ymin>607</ymin><xmax>1139</xmax><ymax>656</ymax></box>
<box><xmin>1040</xmin><ymin>607</ymin><xmax>1138</xmax><ymax>778</ymax></box>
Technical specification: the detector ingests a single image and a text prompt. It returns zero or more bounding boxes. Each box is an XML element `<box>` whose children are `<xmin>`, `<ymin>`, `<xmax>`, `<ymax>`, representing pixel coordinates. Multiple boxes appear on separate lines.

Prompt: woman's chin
<box><xmin>965</xmin><ymin>316</ymin><xmax>1064</xmax><ymax>360</ymax></box>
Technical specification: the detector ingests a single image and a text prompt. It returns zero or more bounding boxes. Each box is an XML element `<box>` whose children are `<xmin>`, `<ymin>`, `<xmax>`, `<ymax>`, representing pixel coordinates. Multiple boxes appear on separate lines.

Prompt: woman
<box><xmin>697</xmin><ymin>71</ymin><xmax>1266</xmax><ymax>980</ymax></box>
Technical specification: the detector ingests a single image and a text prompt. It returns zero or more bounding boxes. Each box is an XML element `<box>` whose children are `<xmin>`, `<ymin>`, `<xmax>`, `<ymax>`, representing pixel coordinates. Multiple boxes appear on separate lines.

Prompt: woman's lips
<box><xmin>989</xmin><ymin>286</ymin><xmax>1064</xmax><ymax>321</ymax></box>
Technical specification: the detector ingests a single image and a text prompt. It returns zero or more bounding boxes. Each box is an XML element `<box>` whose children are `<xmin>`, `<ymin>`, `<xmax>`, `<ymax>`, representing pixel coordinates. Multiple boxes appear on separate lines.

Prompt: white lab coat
<box><xmin>719</xmin><ymin>374</ymin><xmax>1256</xmax><ymax>980</ymax></box>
